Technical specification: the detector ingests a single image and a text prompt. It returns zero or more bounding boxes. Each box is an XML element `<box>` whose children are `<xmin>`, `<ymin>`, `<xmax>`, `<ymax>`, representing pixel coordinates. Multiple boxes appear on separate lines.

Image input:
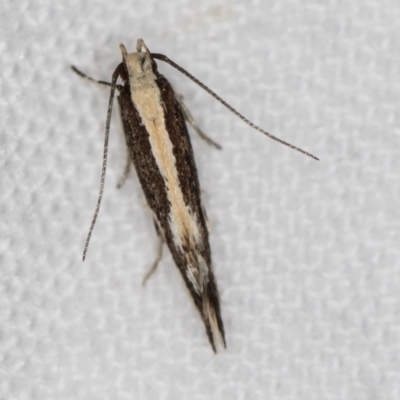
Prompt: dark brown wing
<box><xmin>117</xmin><ymin>76</ymin><xmax>225</xmax><ymax>351</ymax></box>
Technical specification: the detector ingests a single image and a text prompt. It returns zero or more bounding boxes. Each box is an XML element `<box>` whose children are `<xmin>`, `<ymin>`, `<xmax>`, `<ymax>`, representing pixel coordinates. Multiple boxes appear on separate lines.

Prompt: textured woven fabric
<box><xmin>1</xmin><ymin>0</ymin><xmax>400</xmax><ymax>399</ymax></box>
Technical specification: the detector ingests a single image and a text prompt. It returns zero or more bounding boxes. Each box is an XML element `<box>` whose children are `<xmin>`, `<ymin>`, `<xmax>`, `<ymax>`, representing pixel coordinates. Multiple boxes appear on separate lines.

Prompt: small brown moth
<box><xmin>72</xmin><ymin>39</ymin><xmax>318</xmax><ymax>352</ymax></box>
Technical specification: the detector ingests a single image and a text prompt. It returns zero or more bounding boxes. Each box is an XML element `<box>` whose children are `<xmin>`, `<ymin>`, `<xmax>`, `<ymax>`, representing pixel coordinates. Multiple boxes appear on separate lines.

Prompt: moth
<box><xmin>72</xmin><ymin>38</ymin><xmax>318</xmax><ymax>352</ymax></box>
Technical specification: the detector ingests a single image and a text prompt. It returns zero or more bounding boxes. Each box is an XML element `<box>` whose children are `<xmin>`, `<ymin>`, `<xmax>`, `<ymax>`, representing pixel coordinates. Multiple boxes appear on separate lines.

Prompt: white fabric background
<box><xmin>1</xmin><ymin>0</ymin><xmax>399</xmax><ymax>399</ymax></box>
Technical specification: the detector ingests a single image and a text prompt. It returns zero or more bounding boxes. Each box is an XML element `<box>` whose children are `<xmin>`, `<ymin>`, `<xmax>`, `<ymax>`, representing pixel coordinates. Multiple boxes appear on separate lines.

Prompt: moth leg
<box><xmin>142</xmin><ymin>222</ymin><xmax>164</xmax><ymax>286</ymax></box>
<box><xmin>176</xmin><ymin>94</ymin><xmax>222</xmax><ymax>150</ymax></box>
<box><xmin>116</xmin><ymin>152</ymin><xmax>132</xmax><ymax>188</ymax></box>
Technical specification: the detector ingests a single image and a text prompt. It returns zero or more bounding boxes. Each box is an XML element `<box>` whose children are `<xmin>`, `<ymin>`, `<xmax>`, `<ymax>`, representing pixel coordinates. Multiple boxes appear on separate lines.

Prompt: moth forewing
<box><xmin>73</xmin><ymin>38</ymin><xmax>317</xmax><ymax>353</ymax></box>
<box><xmin>118</xmin><ymin>41</ymin><xmax>226</xmax><ymax>352</ymax></box>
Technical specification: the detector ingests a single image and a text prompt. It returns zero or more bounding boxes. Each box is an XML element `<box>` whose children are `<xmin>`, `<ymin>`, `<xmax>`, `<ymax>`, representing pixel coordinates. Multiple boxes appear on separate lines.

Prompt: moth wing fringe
<box><xmin>201</xmin><ymin>287</ymin><xmax>226</xmax><ymax>353</ymax></box>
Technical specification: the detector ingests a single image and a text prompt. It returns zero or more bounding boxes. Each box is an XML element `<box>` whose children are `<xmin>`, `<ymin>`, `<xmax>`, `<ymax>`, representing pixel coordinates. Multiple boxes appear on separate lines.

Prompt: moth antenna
<box><xmin>71</xmin><ymin>66</ymin><xmax>112</xmax><ymax>87</ymax></box>
<box><xmin>82</xmin><ymin>63</ymin><xmax>124</xmax><ymax>261</ymax></box>
<box><xmin>151</xmin><ymin>53</ymin><xmax>318</xmax><ymax>161</ymax></box>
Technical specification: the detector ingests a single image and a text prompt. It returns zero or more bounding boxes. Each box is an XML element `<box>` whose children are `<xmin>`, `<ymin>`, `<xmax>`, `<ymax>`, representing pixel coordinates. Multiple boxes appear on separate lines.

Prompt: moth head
<box><xmin>120</xmin><ymin>43</ymin><xmax>157</xmax><ymax>84</ymax></box>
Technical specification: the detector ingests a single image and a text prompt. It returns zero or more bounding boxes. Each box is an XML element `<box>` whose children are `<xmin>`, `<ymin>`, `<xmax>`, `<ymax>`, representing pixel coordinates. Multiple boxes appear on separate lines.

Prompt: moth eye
<box><xmin>140</xmin><ymin>57</ymin><xmax>147</xmax><ymax>68</ymax></box>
